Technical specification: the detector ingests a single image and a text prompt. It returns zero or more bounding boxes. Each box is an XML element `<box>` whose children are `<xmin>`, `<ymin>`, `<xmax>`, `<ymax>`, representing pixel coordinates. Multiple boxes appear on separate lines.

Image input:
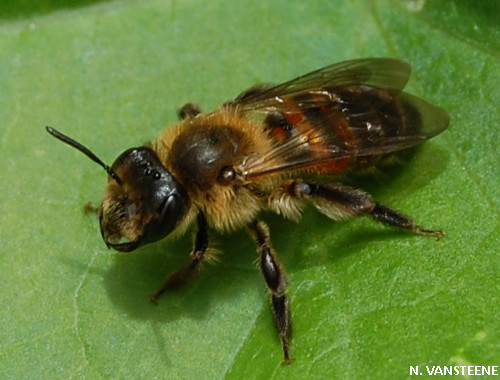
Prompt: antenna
<box><xmin>46</xmin><ymin>126</ymin><xmax>122</xmax><ymax>185</ymax></box>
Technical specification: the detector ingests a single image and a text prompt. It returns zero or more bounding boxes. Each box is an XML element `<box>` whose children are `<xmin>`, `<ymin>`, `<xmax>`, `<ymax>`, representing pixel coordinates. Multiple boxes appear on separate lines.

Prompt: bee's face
<box><xmin>99</xmin><ymin>147</ymin><xmax>189</xmax><ymax>252</ymax></box>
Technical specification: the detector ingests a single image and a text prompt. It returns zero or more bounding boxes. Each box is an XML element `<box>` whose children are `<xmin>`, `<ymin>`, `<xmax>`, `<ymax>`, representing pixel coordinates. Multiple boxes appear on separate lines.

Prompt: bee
<box><xmin>46</xmin><ymin>58</ymin><xmax>449</xmax><ymax>363</ymax></box>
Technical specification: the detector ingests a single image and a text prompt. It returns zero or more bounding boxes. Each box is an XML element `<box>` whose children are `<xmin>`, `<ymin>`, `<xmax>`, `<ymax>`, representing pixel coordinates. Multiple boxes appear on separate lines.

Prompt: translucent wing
<box><xmin>230</xmin><ymin>58</ymin><xmax>449</xmax><ymax>178</ymax></box>
<box><xmin>233</xmin><ymin>58</ymin><xmax>411</xmax><ymax>111</ymax></box>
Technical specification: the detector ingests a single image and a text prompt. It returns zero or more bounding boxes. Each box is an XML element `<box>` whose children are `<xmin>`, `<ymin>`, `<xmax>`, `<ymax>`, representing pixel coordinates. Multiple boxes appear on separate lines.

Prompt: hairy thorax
<box><xmin>155</xmin><ymin>110</ymin><xmax>279</xmax><ymax>231</ymax></box>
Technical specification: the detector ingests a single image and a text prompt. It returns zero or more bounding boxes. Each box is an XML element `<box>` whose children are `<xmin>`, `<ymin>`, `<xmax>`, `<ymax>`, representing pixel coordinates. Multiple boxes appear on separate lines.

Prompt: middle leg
<box><xmin>248</xmin><ymin>219</ymin><xmax>292</xmax><ymax>364</ymax></box>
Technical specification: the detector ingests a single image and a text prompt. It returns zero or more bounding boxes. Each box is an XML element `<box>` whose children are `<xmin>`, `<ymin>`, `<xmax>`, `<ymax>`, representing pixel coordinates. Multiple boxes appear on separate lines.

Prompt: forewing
<box><xmin>233</xmin><ymin>58</ymin><xmax>411</xmax><ymax>111</ymax></box>
<box><xmin>230</xmin><ymin>59</ymin><xmax>449</xmax><ymax>178</ymax></box>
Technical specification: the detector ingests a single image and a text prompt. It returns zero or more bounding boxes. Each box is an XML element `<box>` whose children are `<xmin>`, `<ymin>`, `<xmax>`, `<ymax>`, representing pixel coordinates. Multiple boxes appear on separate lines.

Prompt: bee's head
<box><xmin>99</xmin><ymin>147</ymin><xmax>189</xmax><ymax>251</ymax></box>
<box><xmin>46</xmin><ymin>127</ymin><xmax>189</xmax><ymax>252</ymax></box>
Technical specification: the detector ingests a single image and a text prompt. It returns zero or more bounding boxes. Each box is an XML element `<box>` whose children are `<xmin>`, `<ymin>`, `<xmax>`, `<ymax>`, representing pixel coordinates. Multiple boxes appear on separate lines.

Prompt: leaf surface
<box><xmin>1</xmin><ymin>1</ymin><xmax>499</xmax><ymax>379</ymax></box>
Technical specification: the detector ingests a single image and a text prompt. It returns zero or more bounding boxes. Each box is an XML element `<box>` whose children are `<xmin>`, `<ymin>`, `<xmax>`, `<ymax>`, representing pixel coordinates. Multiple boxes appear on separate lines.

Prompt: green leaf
<box><xmin>1</xmin><ymin>0</ymin><xmax>499</xmax><ymax>379</ymax></box>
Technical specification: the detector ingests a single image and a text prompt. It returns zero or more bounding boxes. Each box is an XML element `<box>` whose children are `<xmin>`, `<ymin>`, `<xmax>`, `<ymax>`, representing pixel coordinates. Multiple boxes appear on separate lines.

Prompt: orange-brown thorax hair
<box><xmin>154</xmin><ymin>109</ymin><xmax>280</xmax><ymax>232</ymax></box>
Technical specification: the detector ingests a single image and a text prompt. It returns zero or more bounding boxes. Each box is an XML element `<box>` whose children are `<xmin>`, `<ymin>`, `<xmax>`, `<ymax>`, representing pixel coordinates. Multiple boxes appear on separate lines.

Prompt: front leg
<box><xmin>150</xmin><ymin>212</ymin><xmax>209</xmax><ymax>303</ymax></box>
<box><xmin>248</xmin><ymin>220</ymin><xmax>292</xmax><ymax>364</ymax></box>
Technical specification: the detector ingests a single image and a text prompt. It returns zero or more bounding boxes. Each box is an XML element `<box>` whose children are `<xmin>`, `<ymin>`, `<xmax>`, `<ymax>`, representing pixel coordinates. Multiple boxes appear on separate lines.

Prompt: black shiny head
<box><xmin>100</xmin><ymin>147</ymin><xmax>189</xmax><ymax>251</ymax></box>
<box><xmin>46</xmin><ymin>126</ymin><xmax>190</xmax><ymax>252</ymax></box>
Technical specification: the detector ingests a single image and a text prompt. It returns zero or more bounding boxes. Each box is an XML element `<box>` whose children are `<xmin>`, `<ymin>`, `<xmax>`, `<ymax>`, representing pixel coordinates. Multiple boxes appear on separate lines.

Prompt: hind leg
<box><xmin>270</xmin><ymin>179</ymin><xmax>443</xmax><ymax>238</ymax></box>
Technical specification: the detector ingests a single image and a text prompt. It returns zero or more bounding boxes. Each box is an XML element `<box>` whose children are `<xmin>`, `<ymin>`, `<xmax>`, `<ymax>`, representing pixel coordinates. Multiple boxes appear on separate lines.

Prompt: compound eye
<box><xmin>145</xmin><ymin>193</ymin><xmax>185</xmax><ymax>243</ymax></box>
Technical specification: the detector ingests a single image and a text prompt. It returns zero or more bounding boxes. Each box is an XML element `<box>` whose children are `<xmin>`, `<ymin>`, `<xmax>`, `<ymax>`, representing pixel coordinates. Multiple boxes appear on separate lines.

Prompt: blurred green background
<box><xmin>1</xmin><ymin>0</ymin><xmax>499</xmax><ymax>379</ymax></box>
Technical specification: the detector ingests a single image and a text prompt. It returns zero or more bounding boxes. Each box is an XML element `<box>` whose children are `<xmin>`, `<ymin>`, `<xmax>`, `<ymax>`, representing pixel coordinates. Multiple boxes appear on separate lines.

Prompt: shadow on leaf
<box><xmin>0</xmin><ymin>0</ymin><xmax>113</xmax><ymax>20</ymax></box>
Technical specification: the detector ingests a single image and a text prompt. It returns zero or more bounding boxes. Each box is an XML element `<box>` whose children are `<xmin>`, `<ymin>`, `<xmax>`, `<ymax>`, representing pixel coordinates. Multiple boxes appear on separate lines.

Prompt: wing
<box><xmin>229</xmin><ymin>58</ymin><xmax>449</xmax><ymax>178</ymax></box>
<box><xmin>233</xmin><ymin>58</ymin><xmax>411</xmax><ymax>110</ymax></box>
